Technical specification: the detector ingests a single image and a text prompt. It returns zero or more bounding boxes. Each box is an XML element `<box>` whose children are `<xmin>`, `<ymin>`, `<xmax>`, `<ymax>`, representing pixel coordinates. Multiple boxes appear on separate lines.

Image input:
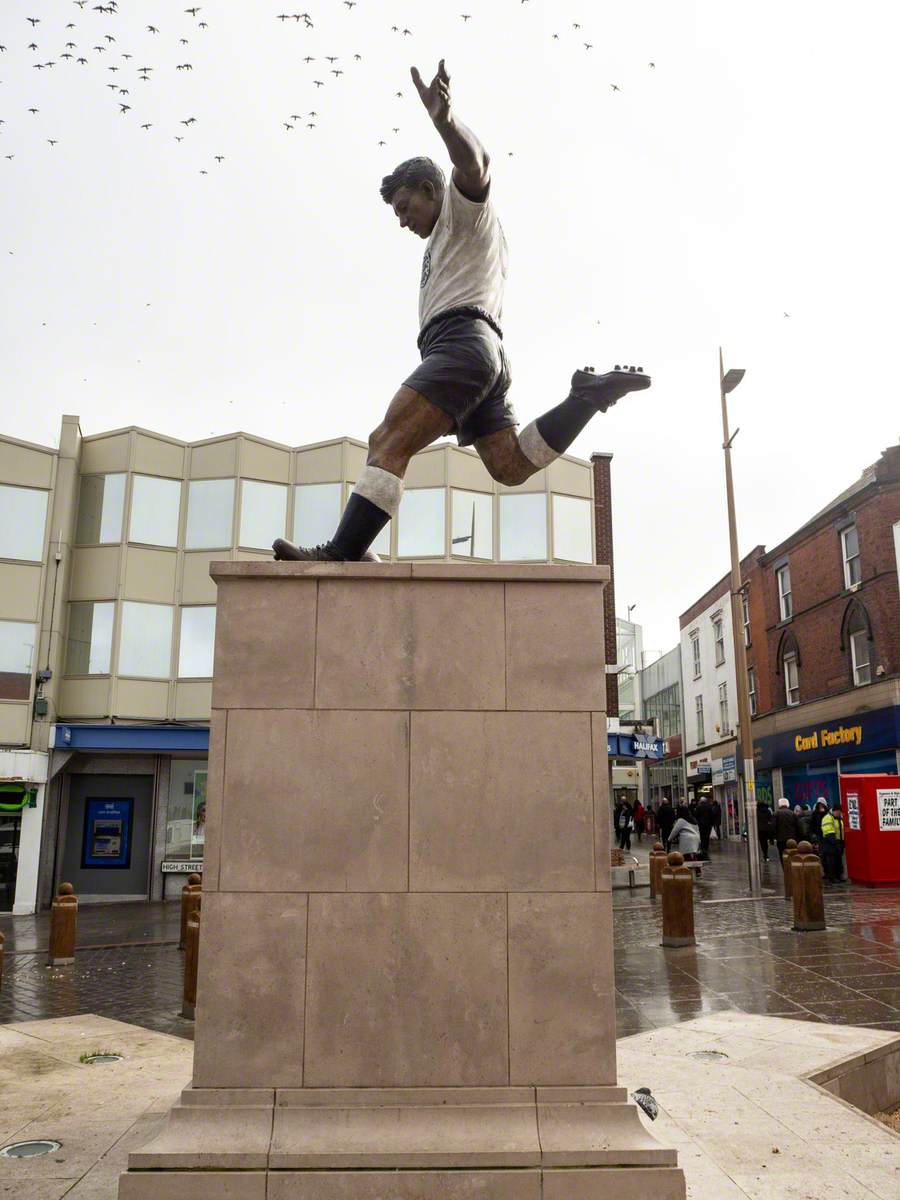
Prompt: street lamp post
<box><xmin>719</xmin><ymin>348</ymin><xmax>761</xmax><ymax>895</ymax></box>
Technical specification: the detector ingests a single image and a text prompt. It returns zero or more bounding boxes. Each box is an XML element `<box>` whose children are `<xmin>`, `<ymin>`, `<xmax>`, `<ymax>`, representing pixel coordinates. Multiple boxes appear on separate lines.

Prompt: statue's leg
<box><xmin>472</xmin><ymin>363</ymin><xmax>652</xmax><ymax>486</ymax></box>
<box><xmin>516</xmin><ymin>364</ymin><xmax>652</xmax><ymax>472</ymax></box>
<box><xmin>273</xmin><ymin>385</ymin><xmax>452</xmax><ymax>561</ymax></box>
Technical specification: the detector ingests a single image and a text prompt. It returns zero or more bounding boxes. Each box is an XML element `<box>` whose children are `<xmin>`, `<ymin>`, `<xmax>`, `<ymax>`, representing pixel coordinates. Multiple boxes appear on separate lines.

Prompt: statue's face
<box><xmin>391</xmin><ymin>182</ymin><xmax>441</xmax><ymax>239</ymax></box>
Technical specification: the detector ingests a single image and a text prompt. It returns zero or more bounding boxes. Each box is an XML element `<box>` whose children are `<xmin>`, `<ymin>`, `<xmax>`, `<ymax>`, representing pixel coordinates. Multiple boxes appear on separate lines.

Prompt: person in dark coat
<box><xmin>810</xmin><ymin>798</ymin><xmax>829</xmax><ymax>847</ymax></box>
<box><xmin>710</xmin><ymin>797</ymin><xmax>722</xmax><ymax>839</ymax></box>
<box><xmin>657</xmin><ymin>797</ymin><xmax>675</xmax><ymax>849</ymax></box>
<box><xmin>797</xmin><ymin>804</ymin><xmax>813</xmax><ymax>840</ymax></box>
<box><xmin>614</xmin><ymin>800</ymin><xmax>633</xmax><ymax>851</ymax></box>
<box><xmin>756</xmin><ymin>799</ymin><xmax>774</xmax><ymax>862</ymax></box>
<box><xmin>695</xmin><ymin>795</ymin><xmax>714</xmax><ymax>858</ymax></box>
<box><xmin>773</xmin><ymin>797</ymin><xmax>801</xmax><ymax>864</ymax></box>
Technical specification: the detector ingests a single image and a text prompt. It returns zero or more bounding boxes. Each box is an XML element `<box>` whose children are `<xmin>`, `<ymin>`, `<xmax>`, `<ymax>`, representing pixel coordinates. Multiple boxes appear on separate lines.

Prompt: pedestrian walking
<box><xmin>633</xmin><ymin>800</ymin><xmax>646</xmax><ymax>842</ymax></box>
<box><xmin>614</xmin><ymin>800</ymin><xmax>633</xmax><ymax>851</ymax></box>
<box><xmin>756</xmin><ymin>799</ymin><xmax>774</xmax><ymax>862</ymax></box>
<box><xmin>820</xmin><ymin>805</ymin><xmax>845</xmax><ymax>882</ymax></box>
<box><xmin>657</xmin><ymin>797</ymin><xmax>676</xmax><ymax>850</ymax></box>
<box><xmin>773</xmin><ymin>797</ymin><xmax>801</xmax><ymax>863</ymax></box>
<box><xmin>810</xmin><ymin>798</ymin><xmax>829</xmax><ymax>847</ymax></box>
<box><xmin>668</xmin><ymin>804</ymin><xmax>701</xmax><ymax>860</ymax></box>
<box><xmin>797</xmin><ymin>803</ymin><xmax>813</xmax><ymax>841</ymax></box>
<box><xmin>710</xmin><ymin>797</ymin><xmax>722</xmax><ymax>840</ymax></box>
<box><xmin>696</xmin><ymin>794</ymin><xmax>714</xmax><ymax>858</ymax></box>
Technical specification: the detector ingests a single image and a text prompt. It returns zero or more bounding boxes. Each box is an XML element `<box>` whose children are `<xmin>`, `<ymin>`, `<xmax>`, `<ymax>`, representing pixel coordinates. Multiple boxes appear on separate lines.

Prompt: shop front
<box><xmin>755</xmin><ymin>705</ymin><xmax>900</xmax><ymax>813</ymax></box>
<box><xmin>0</xmin><ymin>749</ymin><xmax>48</xmax><ymax>914</ymax></box>
<box><xmin>46</xmin><ymin>724</ymin><xmax>209</xmax><ymax>907</ymax></box>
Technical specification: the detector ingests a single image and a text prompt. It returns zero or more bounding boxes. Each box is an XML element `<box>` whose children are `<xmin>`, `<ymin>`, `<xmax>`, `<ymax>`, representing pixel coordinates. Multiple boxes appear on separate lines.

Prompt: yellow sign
<box><xmin>794</xmin><ymin>723</ymin><xmax>863</xmax><ymax>754</ymax></box>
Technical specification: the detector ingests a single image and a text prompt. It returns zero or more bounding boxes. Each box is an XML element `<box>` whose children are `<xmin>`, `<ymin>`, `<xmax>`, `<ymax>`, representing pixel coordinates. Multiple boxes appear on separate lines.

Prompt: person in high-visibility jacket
<box><xmin>820</xmin><ymin>806</ymin><xmax>845</xmax><ymax>883</ymax></box>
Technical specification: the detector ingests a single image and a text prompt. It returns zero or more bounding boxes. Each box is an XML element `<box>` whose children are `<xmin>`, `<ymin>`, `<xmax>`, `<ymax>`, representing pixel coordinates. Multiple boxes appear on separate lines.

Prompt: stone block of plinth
<box><xmin>119</xmin><ymin>562</ymin><xmax>684</xmax><ymax>1199</ymax></box>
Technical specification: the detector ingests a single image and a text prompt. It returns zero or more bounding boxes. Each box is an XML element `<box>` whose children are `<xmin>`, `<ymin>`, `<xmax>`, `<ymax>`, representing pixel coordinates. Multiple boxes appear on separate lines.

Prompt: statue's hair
<box><xmin>380</xmin><ymin>156</ymin><xmax>445</xmax><ymax>204</ymax></box>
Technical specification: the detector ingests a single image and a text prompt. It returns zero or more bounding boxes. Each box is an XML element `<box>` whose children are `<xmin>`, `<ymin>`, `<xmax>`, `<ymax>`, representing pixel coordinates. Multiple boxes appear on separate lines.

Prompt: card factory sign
<box><xmin>755</xmin><ymin>705</ymin><xmax>899</xmax><ymax>770</ymax></box>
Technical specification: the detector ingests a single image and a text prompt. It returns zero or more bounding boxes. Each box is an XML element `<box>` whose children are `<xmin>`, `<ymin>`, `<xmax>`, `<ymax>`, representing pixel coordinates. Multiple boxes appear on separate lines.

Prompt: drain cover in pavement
<box><xmin>1</xmin><ymin>1140</ymin><xmax>62</xmax><ymax>1158</ymax></box>
<box><xmin>83</xmin><ymin>1053</ymin><xmax>123</xmax><ymax>1064</ymax></box>
<box><xmin>688</xmin><ymin>1050</ymin><xmax>730</xmax><ymax>1062</ymax></box>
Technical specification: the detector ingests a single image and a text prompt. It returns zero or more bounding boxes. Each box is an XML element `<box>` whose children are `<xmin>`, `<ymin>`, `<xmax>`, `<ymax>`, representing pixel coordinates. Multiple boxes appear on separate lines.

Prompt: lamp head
<box><xmin>722</xmin><ymin>368</ymin><xmax>746</xmax><ymax>394</ymax></box>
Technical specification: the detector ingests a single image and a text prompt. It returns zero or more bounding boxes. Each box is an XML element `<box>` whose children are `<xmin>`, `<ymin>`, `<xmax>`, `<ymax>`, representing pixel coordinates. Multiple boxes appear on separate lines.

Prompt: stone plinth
<box><xmin>119</xmin><ymin>562</ymin><xmax>684</xmax><ymax>1198</ymax></box>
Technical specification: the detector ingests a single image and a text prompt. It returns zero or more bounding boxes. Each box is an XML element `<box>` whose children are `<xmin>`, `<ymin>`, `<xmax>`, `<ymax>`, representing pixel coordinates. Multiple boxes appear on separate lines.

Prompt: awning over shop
<box><xmin>51</xmin><ymin>724</ymin><xmax>210</xmax><ymax>753</ymax></box>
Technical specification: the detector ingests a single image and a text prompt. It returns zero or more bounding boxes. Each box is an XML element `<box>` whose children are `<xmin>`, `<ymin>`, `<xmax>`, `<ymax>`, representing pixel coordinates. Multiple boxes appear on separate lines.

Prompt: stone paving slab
<box><xmin>0</xmin><ymin>1014</ymin><xmax>897</xmax><ymax>1199</ymax></box>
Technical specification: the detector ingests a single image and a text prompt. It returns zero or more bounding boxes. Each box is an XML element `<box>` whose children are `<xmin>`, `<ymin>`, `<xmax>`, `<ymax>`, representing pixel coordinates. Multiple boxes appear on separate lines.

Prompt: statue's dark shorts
<box><xmin>404</xmin><ymin>305</ymin><xmax>518</xmax><ymax>447</ymax></box>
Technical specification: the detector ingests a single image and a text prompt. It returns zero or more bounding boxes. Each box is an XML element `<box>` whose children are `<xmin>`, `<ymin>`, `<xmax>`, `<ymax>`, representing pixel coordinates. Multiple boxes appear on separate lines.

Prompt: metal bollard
<box><xmin>782</xmin><ymin>839</ymin><xmax>799</xmax><ymax>899</ymax></box>
<box><xmin>179</xmin><ymin>873</ymin><xmax>203</xmax><ymax>950</ymax></box>
<box><xmin>661</xmin><ymin>852</ymin><xmax>696</xmax><ymax>947</ymax></box>
<box><xmin>181</xmin><ymin>900</ymin><xmax>201</xmax><ymax>1019</ymax></box>
<box><xmin>48</xmin><ymin>882</ymin><xmax>78</xmax><ymax>965</ymax></box>
<box><xmin>649</xmin><ymin>842</ymin><xmax>667</xmax><ymax>900</ymax></box>
<box><xmin>791</xmin><ymin>842</ymin><xmax>826</xmax><ymax>931</ymax></box>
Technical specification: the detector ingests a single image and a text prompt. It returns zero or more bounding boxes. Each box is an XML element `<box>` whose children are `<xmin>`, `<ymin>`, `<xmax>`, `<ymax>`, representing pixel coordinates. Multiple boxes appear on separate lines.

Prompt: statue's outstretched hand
<box><xmin>411</xmin><ymin>59</ymin><xmax>451</xmax><ymax>124</ymax></box>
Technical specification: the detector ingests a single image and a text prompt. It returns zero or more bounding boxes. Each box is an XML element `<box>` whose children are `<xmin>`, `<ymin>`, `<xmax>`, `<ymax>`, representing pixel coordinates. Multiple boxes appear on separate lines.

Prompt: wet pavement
<box><xmin>1</xmin><ymin>839</ymin><xmax>898</xmax><ymax>1041</ymax></box>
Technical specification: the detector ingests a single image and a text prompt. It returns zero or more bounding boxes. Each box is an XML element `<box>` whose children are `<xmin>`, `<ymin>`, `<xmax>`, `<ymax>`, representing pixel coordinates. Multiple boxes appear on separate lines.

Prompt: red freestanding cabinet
<box><xmin>839</xmin><ymin>774</ymin><xmax>900</xmax><ymax>886</ymax></box>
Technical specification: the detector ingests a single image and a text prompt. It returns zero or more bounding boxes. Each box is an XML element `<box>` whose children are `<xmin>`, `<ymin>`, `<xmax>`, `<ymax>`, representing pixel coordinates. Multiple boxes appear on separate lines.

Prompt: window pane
<box><xmin>185</xmin><ymin>479</ymin><xmax>234</xmax><ymax>549</ymax></box>
<box><xmin>500</xmin><ymin>493</ymin><xmax>547</xmax><ymax>561</ymax></box>
<box><xmin>843</xmin><ymin>525</ymin><xmax>859</xmax><ymax>558</ymax></box>
<box><xmin>129</xmin><ymin>476</ymin><xmax>181</xmax><ymax>546</ymax></box>
<box><xmin>0</xmin><ymin>620</ymin><xmax>37</xmax><ymax>699</ymax></box>
<box><xmin>119</xmin><ymin>601</ymin><xmax>173</xmax><ymax>678</ymax></box>
<box><xmin>552</xmin><ymin>494</ymin><xmax>592</xmax><ymax>563</ymax></box>
<box><xmin>294</xmin><ymin>483</ymin><xmax>341</xmax><ymax>547</ymax></box>
<box><xmin>398</xmin><ymin>488</ymin><xmax>444</xmax><ymax>557</ymax></box>
<box><xmin>166</xmin><ymin>759</ymin><xmax>208</xmax><ymax>860</ymax></box>
<box><xmin>178</xmin><ymin>607</ymin><xmax>216</xmax><ymax>678</ymax></box>
<box><xmin>0</xmin><ymin>485</ymin><xmax>48</xmax><ymax>561</ymax></box>
<box><xmin>75</xmin><ymin>474</ymin><xmax>126</xmax><ymax>544</ymax></box>
<box><xmin>451</xmin><ymin>490</ymin><xmax>493</xmax><ymax>558</ymax></box>
<box><xmin>240</xmin><ymin>480</ymin><xmax>287</xmax><ymax>548</ymax></box>
<box><xmin>65</xmin><ymin>601</ymin><xmax>114</xmax><ymax>675</ymax></box>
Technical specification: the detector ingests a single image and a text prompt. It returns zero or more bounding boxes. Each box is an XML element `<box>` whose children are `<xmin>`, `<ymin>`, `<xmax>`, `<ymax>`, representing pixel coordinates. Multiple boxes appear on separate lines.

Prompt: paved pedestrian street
<box><xmin>2</xmin><ymin>841</ymin><xmax>898</xmax><ymax>1040</ymax></box>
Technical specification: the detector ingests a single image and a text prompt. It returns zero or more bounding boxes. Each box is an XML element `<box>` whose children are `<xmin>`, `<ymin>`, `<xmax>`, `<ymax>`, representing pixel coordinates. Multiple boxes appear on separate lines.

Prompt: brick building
<box><xmin>747</xmin><ymin>444</ymin><xmax>900</xmax><ymax>807</ymax></box>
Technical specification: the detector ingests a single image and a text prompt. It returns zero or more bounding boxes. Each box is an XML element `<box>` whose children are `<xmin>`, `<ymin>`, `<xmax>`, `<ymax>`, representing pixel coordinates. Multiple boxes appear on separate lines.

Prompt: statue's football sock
<box><xmin>519</xmin><ymin>365</ymin><xmax>651</xmax><ymax>468</ymax></box>
<box><xmin>272</xmin><ymin>466</ymin><xmax>402</xmax><ymax>562</ymax></box>
<box><xmin>326</xmin><ymin>465</ymin><xmax>403</xmax><ymax>561</ymax></box>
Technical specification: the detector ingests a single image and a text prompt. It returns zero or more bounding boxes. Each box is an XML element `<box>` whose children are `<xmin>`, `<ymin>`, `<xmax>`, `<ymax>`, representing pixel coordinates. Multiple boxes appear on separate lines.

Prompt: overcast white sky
<box><xmin>1</xmin><ymin>0</ymin><xmax>897</xmax><ymax>655</ymax></box>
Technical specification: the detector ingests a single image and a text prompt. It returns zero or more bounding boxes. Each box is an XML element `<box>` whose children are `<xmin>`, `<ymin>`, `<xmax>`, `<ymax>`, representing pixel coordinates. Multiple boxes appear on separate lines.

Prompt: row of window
<box><xmin>0</xmin><ymin>479</ymin><xmax>594</xmax><ymax>563</ymax></box>
<box><xmin>693</xmin><ymin>684</ymin><xmax>730</xmax><ymax>746</ymax></box>
<box><xmin>0</xmin><ymin>605</ymin><xmax>217</xmax><ymax>698</ymax></box>
<box><xmin>775</xmin><ymin>525</ymin><xmax>862</xmax><ymax>622</ymax></box>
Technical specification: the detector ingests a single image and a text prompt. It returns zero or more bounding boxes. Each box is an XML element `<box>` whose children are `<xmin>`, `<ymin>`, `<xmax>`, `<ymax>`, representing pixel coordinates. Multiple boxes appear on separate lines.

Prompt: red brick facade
<box><xmin>591</xmin><ymin>453</ymin><xmax>618</xmax><ymax>717</ymax></box>
<box><xmin>747</xmin><ymin>446</ymin><xmax>900</xmax><ymax>715</ymax></box>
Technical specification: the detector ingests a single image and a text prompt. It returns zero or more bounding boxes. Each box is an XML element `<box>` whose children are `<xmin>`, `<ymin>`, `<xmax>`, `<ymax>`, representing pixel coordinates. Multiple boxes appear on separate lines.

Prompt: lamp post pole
<box><xmin>719</xmin><ymin>348</ymin><xmax>761</xmax><ymax>895</ymax></box>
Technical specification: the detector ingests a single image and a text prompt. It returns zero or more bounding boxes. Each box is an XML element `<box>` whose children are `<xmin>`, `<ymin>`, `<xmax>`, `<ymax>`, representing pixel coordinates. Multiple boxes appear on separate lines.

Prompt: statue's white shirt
<box><xmin>418</xmin><ymin>177</ymin><xmax>509</xmax><ymax>329</ymax></box>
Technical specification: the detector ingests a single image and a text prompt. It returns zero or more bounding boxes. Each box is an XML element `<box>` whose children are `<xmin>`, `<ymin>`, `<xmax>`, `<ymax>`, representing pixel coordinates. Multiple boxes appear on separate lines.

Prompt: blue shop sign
<box><xmin>607</xmin><ymin>732</ymin><xmax>665</xmax><ymax>760</ymax></box>
<box><xmin>754</xmin><ymin>705</ymin><xmax>899</xmax><ymax>771</ymax></box>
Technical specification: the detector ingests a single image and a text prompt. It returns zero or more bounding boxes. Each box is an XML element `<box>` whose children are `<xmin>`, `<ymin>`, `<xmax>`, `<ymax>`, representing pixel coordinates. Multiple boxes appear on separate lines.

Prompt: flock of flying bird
<box><xmin>0</xmin><ymin>1</ymin><xmax>656</xmax><ymax>170</ymax></box>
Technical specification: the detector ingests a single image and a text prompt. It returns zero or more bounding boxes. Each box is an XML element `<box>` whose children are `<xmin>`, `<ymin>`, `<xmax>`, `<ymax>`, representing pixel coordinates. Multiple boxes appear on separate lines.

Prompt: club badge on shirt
<box><xmin>420</xmin><ymin>249</ymin><xmax>432</xmax><ymax>289</ymax></box>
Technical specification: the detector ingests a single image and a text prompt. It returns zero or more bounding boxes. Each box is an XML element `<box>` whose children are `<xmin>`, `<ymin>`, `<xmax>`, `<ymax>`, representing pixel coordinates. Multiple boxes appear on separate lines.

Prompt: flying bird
<box><xmin>119</xmin><ymin>103</ymin><xmax>130</xmax><ymax>112</ymax></box>
<box><xmin>181</xmin><ymin>116</ymin><xmax>197</xmax><ymax>124</ymax></box>
<box><xmin>611</xmin><ymin>83</ymin><xmax>620</xmax><ymax>91</ymax></box>
<box><xmin>325</xmin><ymin>55</ymin><xmax>339</xmax><ymax>63</ymax></box>
<box><xmin>461</xmin><ymin>13</ymin><xmax>471</xmax><ymax>19</ymax></box>
<box><xmin>27</xmin><ymin>17</ymin><xmax>41</xmax><ymax>27</ymax></box>
<box><xmin>214</xmin><ymin>155</ymin><xmax>224</xmax><ymax>161</ymax></box>
<box><xmin>186</xmin><ymin>6</ymin><xmax>201</xmax><ymax>14</ymax></box>
<box><xmin>331</xmin><ymin>68</ymin><xmax>343</xmax><ymax>76</ymax></box>
<box><xmin>147</xmin><ymin>25</ymin><xmax>159</xmax><ymax>34</ymax></box>
<box><xmin>28</xmin><ymin>107</ymin><xmax>39</xmax><ymax>114</ymax></box>
<box><xmin>284</xmin><ymin>122</ymin><xmax>294</xmax><ymax>130</ymax></box>
<box><xmin>141</xmin><ymin>122</ymin><xmax>152</xmax><ymax>129</ymax></box>
<box><xmin>28</xmin><ymin>42</ymin><xmax>38</xmax><ymax>50</ymax></box>
<box><xmin>47</xmin><ymin>139</ymin><xmax>58</xmax><ymax>146</ymax></box>
<box><xmin>303</xmin><ymin>56</ymin><xmax>315</xmax><ymax>62</ymax></box>
<box><xmin>648</xmin><ymin>62</ymin><xmax>656</xmax><ymax>68</ymax></box>
<box><xmin>313</xmin><ymin>79</ymin><xmax>324</xmax><ymax>86</ymax></box>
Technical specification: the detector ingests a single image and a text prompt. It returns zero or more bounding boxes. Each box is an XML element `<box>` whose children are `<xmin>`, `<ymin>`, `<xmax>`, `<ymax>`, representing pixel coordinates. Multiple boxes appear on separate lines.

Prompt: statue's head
<box><xmin>380</xmin><ymin>156</ymin><xmax>445</xmax><ymax>239</ymax></box>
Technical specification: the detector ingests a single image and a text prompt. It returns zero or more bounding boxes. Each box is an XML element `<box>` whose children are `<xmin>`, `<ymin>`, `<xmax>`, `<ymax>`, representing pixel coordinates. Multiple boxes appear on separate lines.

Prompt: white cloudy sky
<box><xmin>1</xmin><ymin>0</ymin><xmax>897</xmax><ymax>654</ymax></box>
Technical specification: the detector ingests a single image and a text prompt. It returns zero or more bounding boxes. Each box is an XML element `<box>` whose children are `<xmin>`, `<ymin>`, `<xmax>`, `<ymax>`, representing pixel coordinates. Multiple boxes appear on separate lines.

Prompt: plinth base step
<box><xmin>121</xmin><ymin>1167</ymin><xmax>686</xmax><ymax>1199</ymax></box>
<box><xmin>119</xmin><ymin>1086</ymin><xmax>685</xmax><ymax>1197</ymax></box>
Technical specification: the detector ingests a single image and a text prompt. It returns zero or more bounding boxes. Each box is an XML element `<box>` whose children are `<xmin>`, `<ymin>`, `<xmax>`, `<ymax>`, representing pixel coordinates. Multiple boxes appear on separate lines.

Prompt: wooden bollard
<box><xmin>179</xmin><ymin>873</ymin><xmax>202</xmax><ymax>950</ymax></box>
<box><xmin>791</xmin><ymin>841</ymin><xmax>826</xmax><ymax>931</ymax></box>
<box><xmin>649</xmin><ymin>842</ymin><xmax>667</xmax><ymax>900</ymax></box>
<box><xmin>661</xmin><ymin>852</ymin><xmax>696</xmax><ymax>947</ymax></box>
<box><xmin>181</xmin><ymin>900</ymin><xmax>201</xmax><ymax>1019</ymax></box>
<box><xmin>782</xmin><ymin>839</ymin><xmax>799</xmax><ymax>899</ymax></box>
<box><xmin>48</xmin><ymin>882</ymin><xmax>77</xmax><ymax>965</ymax></box>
